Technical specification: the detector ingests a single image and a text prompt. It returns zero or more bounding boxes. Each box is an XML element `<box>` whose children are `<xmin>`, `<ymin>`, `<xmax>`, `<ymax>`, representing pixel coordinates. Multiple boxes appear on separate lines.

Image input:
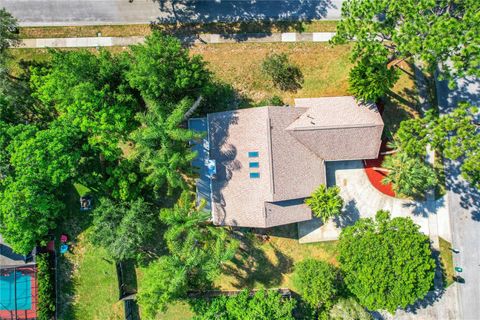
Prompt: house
<box><xmin>189</xmin><ymin>96</ymin><xmax>384</xmax><ymax>228</ymax></box>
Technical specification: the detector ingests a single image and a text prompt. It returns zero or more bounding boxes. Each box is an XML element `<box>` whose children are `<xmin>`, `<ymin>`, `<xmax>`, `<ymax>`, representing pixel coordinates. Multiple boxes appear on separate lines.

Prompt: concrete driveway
<box><xmin>298</xmin><ymin>160</ymin><xmax>450</xmax><ymax>244</ymax></box>
<box><xmin>0</xmin><ymin>0</ymin><xmax>344</xmax><ymax>26</ymax></box>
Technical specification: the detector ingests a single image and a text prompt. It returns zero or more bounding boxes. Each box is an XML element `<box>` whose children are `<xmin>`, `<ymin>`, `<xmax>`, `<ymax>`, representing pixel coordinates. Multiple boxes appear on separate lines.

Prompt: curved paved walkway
<box><xmin>298</xmin><ymin>160</ymin><xmax>450</xmax><ymax>244</ymax></box>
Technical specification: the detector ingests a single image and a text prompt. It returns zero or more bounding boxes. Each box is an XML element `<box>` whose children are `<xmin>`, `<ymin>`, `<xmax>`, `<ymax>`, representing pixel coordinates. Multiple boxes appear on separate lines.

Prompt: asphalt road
<box><xmin>436</xmin><ymin>74</ymin><xmax>480</xmax><ymax>320</ymax></box>
<box><xmin>0</xmin><ymin>0</ymin><xmax>343</xmax><ymax>26</ymax></box>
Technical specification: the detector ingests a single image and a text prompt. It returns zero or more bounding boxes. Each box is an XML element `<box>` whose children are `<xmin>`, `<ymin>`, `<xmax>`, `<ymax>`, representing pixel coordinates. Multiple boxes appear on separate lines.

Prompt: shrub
<box><xmin>256</xmin><ymin>95</ymin><xmax>285</xmax><ymax>107</ymax></box>
<box><xmin>36</xmin><ymin>253</ymin><xmax>55</xmax><ymax>320</ymax></box>
<box><xmin>293</xmin><ymin>259</ymin><xmax>338</xmax><ymax>310</ymax></box>
<box><xmin>305</xmin><ymin>185</ymin><xmax>344</xmax><ymax>222</ymax></box>
<box><xmin>339</xmin><ymin>210</ymin><xmax>435</xmax><ymax>313</ymax></box>
<box><xmin>261</xmin><ymin>53</ymin><xmax>303</xmax><ymax>92</ymax></box>
<box><xmin>330</xmin><ymin>297</ymin><xmax>372</xmax><ymax>320</ymax></box>
<box><xmin>191</xmin><ymin>289</ymin><xmax>296</xmax><ymax>320</ymax></box>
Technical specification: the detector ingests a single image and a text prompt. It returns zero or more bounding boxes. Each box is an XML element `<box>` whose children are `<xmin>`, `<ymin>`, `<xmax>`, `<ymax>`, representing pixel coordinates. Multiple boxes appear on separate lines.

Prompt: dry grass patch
<box><xmin>19</xmin><ymin>21</ymin><xmax>337</xmax><ymax>39</ymax></box>
<box><xmin>20</xmin><ymin>24</ymin><xmax>152</xmax><ymax>39</ymax></box>
<box><xmin>191</xmin><ymin>42</ymin><xmax>352</xmax><ymax>105</ymax></box>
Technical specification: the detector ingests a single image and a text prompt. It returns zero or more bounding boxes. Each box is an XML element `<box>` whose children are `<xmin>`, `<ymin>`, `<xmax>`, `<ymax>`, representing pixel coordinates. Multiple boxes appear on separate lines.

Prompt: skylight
<box><xmin>249</xmin><ymin>162</ymin><xmax>259</xmax><ymax>168</ymax></box>
<box><xmin>248</xmin><ymin>151</ymin><xmax>259</xmax><ymax>158</ymax></box>
<box><xmin>250</xmin><ymin>172</ymin><xmax>260</xmax><ymax>179</ymax></box>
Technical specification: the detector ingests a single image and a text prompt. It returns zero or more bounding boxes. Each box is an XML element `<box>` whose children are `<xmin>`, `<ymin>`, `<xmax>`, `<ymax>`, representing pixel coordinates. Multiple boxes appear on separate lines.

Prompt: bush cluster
<box><xmin>36</xmin><ymin>253</ymin><xmax>55</xmax><ymax>320</ymax></box>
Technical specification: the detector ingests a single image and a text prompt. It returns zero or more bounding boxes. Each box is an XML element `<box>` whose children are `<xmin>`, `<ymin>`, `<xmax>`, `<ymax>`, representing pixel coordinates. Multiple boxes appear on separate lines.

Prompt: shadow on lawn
<box><xmin>222</xmin><ymin>232</ymin><xmax>293</xmax><ymax>289</ymax></box>
<box><xmin>56</xmin><ymin>185</ymin><xmax>94</xmax><ymax>318</ymax></box>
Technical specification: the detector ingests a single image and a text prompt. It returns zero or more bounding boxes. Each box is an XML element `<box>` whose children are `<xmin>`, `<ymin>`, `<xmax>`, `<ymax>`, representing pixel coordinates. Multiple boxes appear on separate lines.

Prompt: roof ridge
<box><xmin>288</xmin><ymin>123</ymin><xmax>382</xmax><ymax>131</ymax></box>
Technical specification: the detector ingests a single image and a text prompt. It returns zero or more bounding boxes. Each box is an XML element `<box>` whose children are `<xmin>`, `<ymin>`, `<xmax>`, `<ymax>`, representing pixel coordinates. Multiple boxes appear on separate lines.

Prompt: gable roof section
<box><xmin>268</xmin><ymin>107</ymin><xmax>326</xmax><ymax>201</ymax></box>
<box><xmin>288</xmin><ymin>97</ymin><xmax>384</xmax><ymax>160</ymax></box>
<box><xmin>208</xmin><ymin>107</ymin><xmax>273</xmax><ymax>227</ymax></box>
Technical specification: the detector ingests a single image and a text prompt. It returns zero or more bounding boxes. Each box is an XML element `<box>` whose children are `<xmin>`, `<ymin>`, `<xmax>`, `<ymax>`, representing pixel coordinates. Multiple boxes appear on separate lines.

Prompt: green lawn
<box><xmin>56</xmin><ymin>184</ymin><xmax>123</xmax><ymax>320</ymax></box>
<box><xmin>136</xmin><ymin>224</ymin><xmax>339</xmax><ymax>319</ymax></box>
<box><xmin>382</xmin><ymin>61</ymin><xmax>420</xmax><ymax>136</ymax></box>
<box><xmin>439</xmin><ymin>237</ymin><xmax>455</xmax><ymax>287</ymax></box>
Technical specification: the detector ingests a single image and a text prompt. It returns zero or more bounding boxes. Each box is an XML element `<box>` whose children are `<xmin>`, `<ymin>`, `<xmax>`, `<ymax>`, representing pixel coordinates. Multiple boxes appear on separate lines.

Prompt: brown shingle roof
<box><xmin>207</xmin><ymin>96</ymin><xmax>384</xmax><ymax>228</ymax></box>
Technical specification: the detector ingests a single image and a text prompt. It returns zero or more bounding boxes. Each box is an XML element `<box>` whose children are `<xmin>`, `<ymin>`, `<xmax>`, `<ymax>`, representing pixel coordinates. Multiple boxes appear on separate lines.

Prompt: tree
<box><xmin>293</xmin><ymin>259</ymin><xmax>338</xmax><ymax>310</ymax></box>
<box><xmin>0</xmin><ymin>176</ymin><xmax>64</xmax><ymax>254</ymax></box>
<box><xmin>332</xmin><ymin>0</ymin><xmax>480</xmax><ymax>88</ymax></box>
<box><xmin>137</xmin><ymin>192</ymin><xmax>239</xmax><ymax>316</ymax></box>
<box><xmin>262</xmin><ymin>53</ymin><xmax>303</xmax><ymax>92</ymax></box>
<box><xmin>191</xmin><ymin>289</ymin><xmax>296</xmax><ymax>320</ymax></box>
<box><xmin>330</xmin><ymin>297</ymin><xmax>372</xmax><ymax>320</ymax></box>
<box><xmin>160</xmin><ymin>192</ymin><xmax>238</xmax><ymax>288</ymax></box>
<box><xmin>0</xmin><ymin>8</ymin><xmax>19</xmax><ymax>60</ymax></box>
<box><xmin>339</xmin><ymin>210</ymin><xmax>435</xmax><ymax>313</ymax></box>
<box><xmin>130</xmin><ymin>98</ymin><xmax>202</xmax><ymax>195</ymax></box>
<box><xmin>381</xmin><ymin>151</ymin><xmax>438</xmax><ymax>198</ymax></box>
<box><xmin>305</xmin><ymin>185</ymin><xmax>344</xmax><ymax>222</ymax></box>
<box><xmin>137</xmin><ymin>255</ymin><xmax>188</xmax><ymax>317</ymax></box>
<box><xmin>8</xmin><ymin>122</ymin><xmax>83</xmax><ymax>186</ymax></box>
<box><xmin>348</xmin><ymin>56</ymin><xmax>399</xmax><ymax>101</ymax></box>
<box><xmin>127</xmin><ymin>31</ymin><xmax>210</xmax><ymax>109</ymax></box>
<box><xmin>393</xmin><ymin>103</ymin><xmax>479</xmax><ymax>189</ymax></box>
<box><xmin>90</xmin><ymin>197</ymin><xmax>160</xmax><ymax>262</ymax></box>
<box><xmin>30</xmin><ymin>49</ymin><xmax>140</xmax><ymax>161</ymax></box>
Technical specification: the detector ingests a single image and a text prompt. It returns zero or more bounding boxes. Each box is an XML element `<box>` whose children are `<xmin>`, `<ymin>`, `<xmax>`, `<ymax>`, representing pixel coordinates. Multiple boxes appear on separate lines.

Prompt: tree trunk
<box><xmin>183</xmin><ymin>95</ymin><xmax>203</xmax><ymax>121</ymax></box>
<box><xmin>380</xmin><ymin>150</ymin><xmax>397</xmax><ymax>155</ymax></box>
<box><xmin>372</xmin><ymin>167</ymin><xmax>391</xmax><ymax>173</ymax></box>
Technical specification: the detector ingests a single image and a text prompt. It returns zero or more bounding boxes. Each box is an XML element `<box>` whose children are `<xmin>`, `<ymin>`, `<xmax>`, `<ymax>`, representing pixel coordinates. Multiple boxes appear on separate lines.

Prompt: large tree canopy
<box><xmin>30</xmin><ymin>49</ymin><xmax>141</xmax><ymax>160</ymax></box>
<box><xmin>127</xmin><ymin>31</ymin><xmax>210</xmax><ymax>109</ymax></box>
<box><xmin>0</xmin><ymin>176</ymin><xmax>64</xmax><ymax>253</ymax></box>
<box><xmin>332</xmin><ymin>0</ymin><xmax>480</xmax><ymax>99</ymax></box>
<box><xmin>90</xmin><ymin>197</ymin><xmax>160</xmax><ymax>262</ymax></box>
<box><xmin>333</xmin><ymin>0</ymin><xmax>480</xmax><ymax>80</ymax></box>
<box><xmin>392</xmin><ymin>103</ymin><xmax>479</xmax><ymax>188</ymax></box>
<box><xmin>293</xmin><ymin>259</ymin><xmax>338</xmax><ymax>310</ymax></box>
<box><xmin>339</xmin><ymin>210</ymin><xmax>435</xmax><ymax>313</ymax></box>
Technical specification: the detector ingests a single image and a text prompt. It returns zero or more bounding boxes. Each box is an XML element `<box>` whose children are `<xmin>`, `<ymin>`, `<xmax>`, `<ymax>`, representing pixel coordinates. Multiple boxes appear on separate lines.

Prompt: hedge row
<box><xmin>36</xmin><ymin>253</ymin><xmax>55</xmax><ymax>320</ymax></box>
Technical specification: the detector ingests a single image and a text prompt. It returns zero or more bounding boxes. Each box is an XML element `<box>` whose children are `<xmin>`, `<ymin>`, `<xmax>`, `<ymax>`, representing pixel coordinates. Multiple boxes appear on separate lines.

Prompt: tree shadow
<box><xmin>150</xmin><ymin>0</ymin><xmax>336</xmax><ymax>45</ymax></box>
<box><xmin>152</xmin><ymin>0</ymin><xmax>336</xmax><ymax>24</ymax></box>
<box><xmin>333</xmin><ymin>199</ymin><xmax>360</xmax><ymax>228</ymax></box>
<box><xmin>435</xmin><ymin>74</ymin><xmax>480</xmax><ymax>221</ymax></box>
<box><xmin>221</xmin><ymin>231</ymin><xmax>293</xmax><ymax>289</ymax></box>
<box><xmin>196</xmin><ymin>80</ymin><xmax>252</xmax><ymax>116</ymax></box>
<box><xmin>444</xmin><ymin>158</ymin><xmax>480</xmax><ymax>221</ymax></box>
<box><xmin>402</xmin><ymin>197</ymin><xmax>444</xmax><ymax>218</ymax></box>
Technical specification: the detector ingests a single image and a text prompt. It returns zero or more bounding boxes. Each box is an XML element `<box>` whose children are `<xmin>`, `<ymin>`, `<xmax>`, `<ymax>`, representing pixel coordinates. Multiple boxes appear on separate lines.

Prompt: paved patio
<box><xmin>298</xmin><ymin>160</ymin><xmax>451</xmax><ymax>245</ymax></box>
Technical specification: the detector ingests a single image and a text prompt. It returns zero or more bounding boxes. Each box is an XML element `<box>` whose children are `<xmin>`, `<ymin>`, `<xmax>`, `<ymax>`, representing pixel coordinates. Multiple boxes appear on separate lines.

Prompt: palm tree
<box><xmin>160</xmin><ymin>191</ymin><xmax>239</xmax><ymax>285</ymax></box>
<box><xmin>130</xmin><ymin>98</ymin><xmax>202</xmax><ymax>195</ymax></box>
<box><xmin>381</xmin><ymin>152</ymin><xmax>438</xmax><ymax>197</ymax></box>
<box><xmin>305</xmin><ymin>185</ymin><xmax>344</xmax><ymax>222</ymax></box>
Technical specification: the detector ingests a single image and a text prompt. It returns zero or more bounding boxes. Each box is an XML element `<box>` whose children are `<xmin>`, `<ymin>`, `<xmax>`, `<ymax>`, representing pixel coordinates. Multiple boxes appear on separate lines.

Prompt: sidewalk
<box><xmin>19</xmin><ymin>32</ymin><xmax>336</xmax><ymax>49</ymax></box>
